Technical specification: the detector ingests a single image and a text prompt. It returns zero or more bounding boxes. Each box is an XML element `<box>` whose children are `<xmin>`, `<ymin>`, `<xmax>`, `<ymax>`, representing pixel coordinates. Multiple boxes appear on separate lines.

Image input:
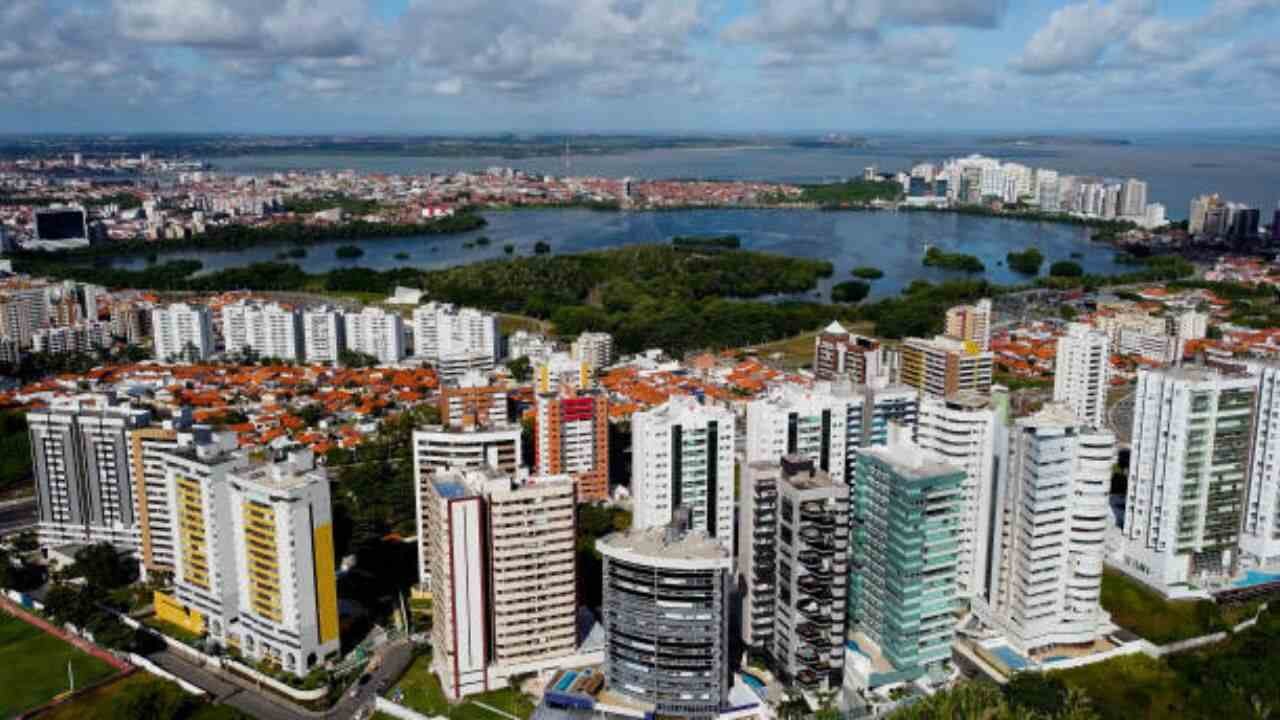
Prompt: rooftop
<box><xmin>597</xmin><ymin>524</ymin><xmax>731</xmax><ymax>565</ymax></box>
<box><xmin>861</xmin><ymin>440</ymin><xmax>962</xmax><ymax>481</ymax></box>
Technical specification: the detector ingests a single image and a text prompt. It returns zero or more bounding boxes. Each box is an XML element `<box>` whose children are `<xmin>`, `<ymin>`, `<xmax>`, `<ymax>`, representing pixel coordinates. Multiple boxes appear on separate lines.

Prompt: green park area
<box><xmin>0</xmin><ymin>612</ymin><xmax>117</xmax><ymax>717</ymax></box>
<box><xmin>391</xmin><ymin>651</ymin><xmax>536</xmax><ymax>719</ymax></box>
<box><xmin>1099</xmin><ymin>568</ymin><xmax>1247</xmax><ymax>644</ymax></box>
<box><xmin>38</xmin><ymin>671</ymin><xmax>247</xmax><ymax>720</ymax></box>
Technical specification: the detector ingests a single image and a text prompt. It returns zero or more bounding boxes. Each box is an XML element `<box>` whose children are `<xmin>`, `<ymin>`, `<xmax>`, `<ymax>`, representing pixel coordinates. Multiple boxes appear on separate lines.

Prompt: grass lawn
<box><xmin>1100</xmin><ymin>567</ymin><xmax>1219</xmax><ymax>644</ymax></box>
<box><xmin>994</xmin><ymin>371</ymin><xmax>1053</xmax><ymax>391</ymax></box>
<box><xmin>747</xmin><ymin>325</ymin><xmax>873</xmax><ymax>370</ymax></box>
<box><xmin>392</xmin><ymin>653</ymin><xmax>535</xmax><ymax>720</ymax></box>
<box><xmin>0</xmin><ymin>612</ymin><xmax>118</xmax><ymax>717</ymax></box>
<box><xmin>1051</xmin><ymin>653</ymin><xmax>1187</xmax><ymax>720</ymax></box>
<box><xmin>39</xmin><ymin>671</ymin><xmax>245</xmax><ymax>720</ymax></box>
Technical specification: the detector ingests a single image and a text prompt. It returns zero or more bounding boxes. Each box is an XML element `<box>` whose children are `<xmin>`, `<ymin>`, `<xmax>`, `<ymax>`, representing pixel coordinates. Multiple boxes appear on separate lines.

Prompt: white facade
<box><xmin>302</xmin><ymin>307</ymin><xmax>346</xmax><ymax>365</ymax></box>
<box><xmin>412</xmin><ymin>302</ymin><xmax>500</xmax><ymax>366</ymax></box>
<box><xmin>1120</xmin><ymin>367</ymin><xmax>1257</xmax><ymax>592</ymax></box>
<box><xmin>32</xmin><ymin>322</ymin><xmax>110</xmax><ymax>355</ymax></box>
<box><xmin>631</xmin><ymin>396</ymin><xmax>735</xmax><ymax>547</ymax></box>
<box><xmin>982</xmin><ymin>405</ymin><xmax>1114</xmax><ymax>653</ymax></box>
<box><xmin>571</xmin><ymin>332</ymin><xmax>615</xmax><ymax>370</ymax></box>
<box><xmin>1053</xmin><ymin>323</ymin><xmax>1111</xmax><ymax>428</ymax></box>
<box><xmin>344</xmin><ymin>307</ymin><xmax>405</xmax><ymax>365</ymax></box>
<box><xmin>915</xmin><ymin>391</ymin><xmax>1005</xmax><ymax>599</ymax></box>
<box><xmin>152</xmin><ymin>303</ymin><xmax>214</xmax><ymax>363</ymax></box>
<box><xmin>1243</xmin><ymin>364</ymin><xmax>1280</xmax><ymax>568</ymax></box>
<box><xmin>29</xmin><ymin>398</ymin><xmax>151</xmax><ymax>550</ymax></box>
<box><xmin>746</xmin><ymin>382</ymin><xmax>850</xmax><ymax>487</ymax></box>
<box><xmin>221</xmin><ymin>301</ymin><xmax>304</xmax><ymax>362</ymax></box>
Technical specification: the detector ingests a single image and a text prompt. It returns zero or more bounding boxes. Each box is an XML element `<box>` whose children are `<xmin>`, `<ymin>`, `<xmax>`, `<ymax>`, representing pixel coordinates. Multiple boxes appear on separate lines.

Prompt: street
<box><xmin>0</xmin><ymin>497</ymin><xmax>36</xmax><ymax>537</ymax></box>
<box><xmin>147</xmin><ymin>638</ymin><xmax>414</xmax><ymax>720</ymax></box>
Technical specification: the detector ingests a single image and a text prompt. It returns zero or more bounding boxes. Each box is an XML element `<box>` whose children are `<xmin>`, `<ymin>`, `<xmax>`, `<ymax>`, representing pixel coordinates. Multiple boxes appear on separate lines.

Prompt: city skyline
<box><xmin>7</xmin><ymin>0</ymin><xmax>1280</xmax><ymax>134</ymax></box>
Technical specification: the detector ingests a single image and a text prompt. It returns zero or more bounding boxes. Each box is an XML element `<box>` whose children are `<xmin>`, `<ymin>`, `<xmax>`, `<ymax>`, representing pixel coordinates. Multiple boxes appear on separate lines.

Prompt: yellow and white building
<box><xmin>164</xmin><ymin>445</ymin><xmax>340</xmax><ymax>677</ymax></box>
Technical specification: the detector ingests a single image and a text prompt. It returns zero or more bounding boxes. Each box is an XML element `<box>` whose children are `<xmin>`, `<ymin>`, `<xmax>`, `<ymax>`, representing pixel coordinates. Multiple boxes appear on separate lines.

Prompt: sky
<box><xmin>5</xmin><ymin>0</ymin><xmax>1280</xmax><ymax>133</ymax></box>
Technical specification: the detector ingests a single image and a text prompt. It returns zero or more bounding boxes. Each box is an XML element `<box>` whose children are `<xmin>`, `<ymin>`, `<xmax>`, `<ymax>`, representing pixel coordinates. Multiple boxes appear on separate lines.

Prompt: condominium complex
<box><xmin>899</xmin><ymin>335</ymin><xmax>994</xmax><ymax>400</ymax></box>
<box><xmin>1121</xmin><ymin>367</ymin><xmax>1257</xmax><ymax>592</ymax></box>
<box><xmin>813</xmin><ymin>321</ymin><xmax>884</xmax><ymax>385</ymax></box>
<box><xmin>302</xmin><ymin>306</ymin><xmax>346</xmax><ymax>365</ymax></box>
<box><xmin>152</xmin><ymin>303</ymin><xmax>214</xmax><ymax>363</ymax></box>
<box><xmin>979</xmin><ymin>405</ymin><xmax>1115</xmax><ymax>653</ymax></box>
<box><xmin>165</xmin><ymin>447</ymin><xmax>340</xmax><ymax>676</ymax></box>
<box><xmin>630</xmin><ymin>396</ymin><xmax>735</xmax><ymax>544</ymax></box>
<box><xmin>535</xmin><ymin>387</ymin><xmax>610</xmax><ymax>503</ymax></box>
<box><xmin>411</xmin><ymin>423</ymin><xmax>522</xmax><ymax>585</ymax></box>
<box><xmin>424</xmin><ymin>468</ymin><xmax>579</xmax><ymax>699</ymax></box>
<box><xmin>412</xmin><ymin>302</ymin><xmax>500</xmax><ymax>377</ymax></box>
<box><xmin>344</xmin><ymin>307</ymin><xmax>405</xmax><ymax>365</ymax></box>
<box><xmin>944</xmin><ymin>299</ymin><xmax>993</xmax><ymax>351</ymax></box>
<box><xmin>739</xmin><ymin>457</ymin><xmax>849</xmax><ymax>691</ymax></box>
<box><xmin>572</xmin><ymin>331</ymin><xmax>615</xmax><ymax>370</ymax></box>
<box><xmin>32</xmin><ymin>322</ymin><xmax>110</xmax><ymax>355</ymax></box>
<box><xmin>1243</xmin><ymin>363</ymin><xmax>1280</xmax><ymax>568</ymax></box>
<box><xmin>536</xmin><ymin>352</ymin><xmax>593</xmax><ymax>393</ymax></box>
<box><xmin>29</xmin><ymin>397</ymin><xmax>152</xmax><ymax>550</ymax></box>
<box><xmin>1053</xmin><ymin>323</ymin><xmax>1111</xmax><ymax>428</ymax></box>
<box><xmin>849</xmin><ymin>435</ymin><xmax>964</xmax><ymax>680</ymax></box>
<box><xmin>915</xmin><ymin>390</ymin><xmax>1007</xmax><ymax>599</ymax></box>
<box><xmin>221</xmin><ymin>301</ymin><xmax>304</xmax><ymax>362</ymax></box>
<box><xmin>598</xmin><ymin>519</ymin><xmax>733</xmax><ymax>719</ymax></box>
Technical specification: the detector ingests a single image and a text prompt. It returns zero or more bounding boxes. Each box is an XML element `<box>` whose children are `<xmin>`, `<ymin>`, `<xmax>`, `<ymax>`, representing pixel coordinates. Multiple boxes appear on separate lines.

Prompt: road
<box><xmin>0</xmin><ymin>498</ymin><xmax>36</xmax><ymax>537</ymax></box>
<box><xmin>148</xmin><ymin>638</ymin><xmax>414</xmax><ymax>720</ymax></box>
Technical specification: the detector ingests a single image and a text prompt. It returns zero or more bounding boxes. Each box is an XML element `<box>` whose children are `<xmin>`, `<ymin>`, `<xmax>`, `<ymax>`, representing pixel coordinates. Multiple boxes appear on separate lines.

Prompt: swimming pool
<box><xmin>742</xmin><ymin>673</ymin><xmax>767</xmax><ymax>700</ymax></box>
<box><xmin>989</xmin><ymin>645</ymin><xmax>1030</xmax><ymax>670</ymax></box>
<box><xmin>1233</xmin><ymin>570</ymin><xmax>1280</xmax><ymax>588</ymax></box>
<box><xmin>554</xmin><ymin>671</ymin><xmax>578</xmax><ymax>693</ymax></box>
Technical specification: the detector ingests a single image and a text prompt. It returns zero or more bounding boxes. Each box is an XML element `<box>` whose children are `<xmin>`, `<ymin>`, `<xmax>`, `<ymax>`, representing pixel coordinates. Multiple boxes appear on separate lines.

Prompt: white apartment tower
<box><xmin>915</xmin><ymin>390</ymin><xmax>1007</xmax><ymax>599</ymax></box>
<box><xmin>302</xmin><ymin>306</ymin><xmax>346</xmax><ymax>365</ymax></box>
<box><xmin>746</xmin><ymin>383</ymin><xmax>850</xmax><ymax>487</ymax></box>
<box><xmin>29</xmin><ymin>397</ymin><xmax>152</xmax><ymax>550</ymax></box>
<box><xmin>424</xmin><ymin>468</ymin><xmax>579</xmax><ymax>699</ymax></box>
<box><xmin>1121</xmin><ymin>367</ymin><xmax>1257</xmax><ymax>592</ymax></box>
<box><xmin>412</xmin><ymin>302</ymin><xmax>500</xmax><ymax>366</ymax></box>
<box><xmin>980</xmin><ymin>405</ymin><xmax>1115</xmax><ymax>653</ymax></box>
<box><xmin>152</xmin><ymin>303</ymin><xmax>214</xmax><ymax>363</ymax></box>
<box><xmin>221</xmin><ymin>301</ymin><xmax>305</xmax><ymax>362</ymax></box>
<box><xmin>1242</xmin><ymin>363</ymin><xmax>1280</xmax><ymax>568</ymax></box>
<box><xmin>344</xmin><ymin>307</ymin><xmax>405</xmax><ymax>365</ymax></box>
<box><xmin>571</xmin><ymin>332</ymin><xmax>615</xmax><ymax>370</ymax></box>
<box><xmin>630</xmin><ymin>396</ymin><xmax>735</xmax><ymax>546</ymax></box>
<box><xmin>1053</xmin><ymin>323</ymin><xmax>1111</xmax><ymax>428</ymax></box>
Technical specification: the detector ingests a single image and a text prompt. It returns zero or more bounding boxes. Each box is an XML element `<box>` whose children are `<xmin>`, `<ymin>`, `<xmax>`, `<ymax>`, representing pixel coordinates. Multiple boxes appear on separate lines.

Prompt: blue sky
<box><xmin>5</xmin><ymin>0</ymin><xmax>1280</xmax><ymax>133</ymax></box>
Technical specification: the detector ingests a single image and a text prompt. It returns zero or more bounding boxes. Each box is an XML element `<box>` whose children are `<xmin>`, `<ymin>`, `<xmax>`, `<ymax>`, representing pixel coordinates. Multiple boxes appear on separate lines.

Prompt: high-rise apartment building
<box><xmin>813</xmin><ymin>321</ymin><xmax>883</xmax><ymax>384</ymax></box>
<box><xmin>412</xmin><ymin>302</ymin><xmax>500</xmax><ymax>369</ymax></box>
<box><xmin>598</xmin><ymin>519</ymin><xmax>733</xmax><ymax>719</ymax></box>
<box><xmin>746</xmin><ymin>383</ymin><xmax>850</xmax><ymax>486</ymax></box>
<box><xmin>302</xmin><ymin>306</ymin><xmax>346</xmax><ymax>365</ymax></box>
<box><xmin>1053</xmin><ymin>323</ymin><xmax>1111</xmax><ymax>428</ymax></box>
<box><xmin>849</xmin><ymin>434</ymin><xmax>964</xmax><ymax>679</ymax></box>
<box><xmin>739</xmin><ymin>457</ymin><xmax>849</xmax><ymax>691</ymax></box>
<box><xmin>944</xmin><ymin>299</ymin><xmax>993</xmax><ymax>351</ymax></box>
<box><xmin>1242</xmin><ymin>364</ymin><xmax>1280</xmax><ymax>568</ymax></box>
<box><xmin>1120</xmin><ymin>178</ymin><xmax>1148</xmax><ymax>218</ymax></box>
<box><xmin>630</xmin><ymin>396</ymin><xmax>735</xmax><ymax>545</ymax></box>
<box><xmin>899</xmin><ymin>335</ymin><xmax>994</xmax><ymax>399</ymax></box>
<box><xmin>979</xmin><ymin>405</ymin><xmax>1114</xmax><ymax>653</ymax></box>
<box><xmin>571</xmin><ymin>332</ymin><xmax>615</xmax><ymax>370</ymax></box>
<box><xmin>32</xmin><ymin>322</ymin><xmax>111</xmax><ymax>355</ymax></box>
<box><xmin>221</xmin><ymin>301</ymin><xmax>304</xmax><ymax>362</ymax></box>
<box><xmin>1189</xmin><ymin>193</ymin><xmax>1224</xmax><ymax>235</ymax></box>
<box><xmin>424</xmin><ymin>468</ymin><xmax>578</xmax><ymax>699</ymax></box>
<box><xmin>29</xmin><ymin>397</ymin><xmax>152</xmax><ymax>550</ymax></box>
<box><xmin>535</xmin><ymin>387</ymin><xmax>609</xmax><ymax>503</ymax></box>
<box><xmin>152</xmin><ymin>303</ymin><xmax>214</xmax><ymax>363</ymax></box>
<box><xmin>164</xmin><ymin>447</ymin><xmax>339</xmax><ymax>676</ymax></box>
<box><xmin>915</xmin><ymin>390</ymin><xmax>1007</xmax><ymax>599</ymax></box>
<box><xmin>1121</xmin><ymin>367</ymin><xmax>1256</xmax><ymax>592</ymax></box>
<box><xmin>344</xmin><ymin>307</ymin><xmax>405</xmax><ymax>365</ymax></box>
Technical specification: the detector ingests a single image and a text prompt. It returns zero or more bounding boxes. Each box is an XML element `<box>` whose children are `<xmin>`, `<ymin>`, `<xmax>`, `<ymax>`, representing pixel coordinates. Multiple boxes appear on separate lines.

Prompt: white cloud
<box><xmin>1013</xmin><ymin>0</ymin><xmax>1152</xmax><ymax>74</ymax></box>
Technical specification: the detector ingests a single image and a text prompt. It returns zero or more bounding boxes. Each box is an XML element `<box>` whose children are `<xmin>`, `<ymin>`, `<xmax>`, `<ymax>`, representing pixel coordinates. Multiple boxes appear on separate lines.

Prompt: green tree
<box><xmin>507</xmin><ymin>356</ymin><xmax>532</xmax><ymax>382</ymax></box>
<box><xmin>72</xmin><ymin>542</ymin><xmax>138</xmax><ymax>590</ymax></box>
<box><xmin>832</xmin><ymin>280</ymin><xmax>872</xmax><ymax>303</ymax></box>
<box><xmin>852</xmin><ymin>266</ymin><xmax>885</xmax><ymax>280</ymax></box>
<box><xmin>1050</xmin><ymin>260</ymin><xmax>1085</xmax><ymax>278</ymax></box>
<box><xmin>1007</xmin><ymin>247</ymin><xmax>1045</xmax><ymax>275</ymax></box>
<box><xmin>1006</xmin><ymin>673</ymin><xmax>1069</xmax><ymax>715</ymax></box>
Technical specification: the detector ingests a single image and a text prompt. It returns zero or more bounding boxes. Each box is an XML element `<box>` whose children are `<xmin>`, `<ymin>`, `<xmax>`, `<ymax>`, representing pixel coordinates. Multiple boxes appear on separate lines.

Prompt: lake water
<box><xmin>113</xmin><ymin>208</ymin><xmax>1124</xmax><ymax>300</ymax></box>
<box><xmin>207</xmin><ymin>132</ymin><xmax>1280</xmax><ymax>220</ymax></box>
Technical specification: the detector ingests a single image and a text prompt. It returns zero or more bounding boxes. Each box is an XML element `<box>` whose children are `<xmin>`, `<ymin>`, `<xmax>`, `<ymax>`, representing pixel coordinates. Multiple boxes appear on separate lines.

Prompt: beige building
<box><xmin>424</xmin><ymin>468</ymin><xmax>580</xmax><ymax>699</ymax></box>
<box><xmin>944</xmin><ymin>299</ymin><xmax>993</xmax><ymax>351</ymax></box>
<box><xmin>898</xmin><ymin>335</ymin><xmax>994</xmax><ymax>400</ymax></box>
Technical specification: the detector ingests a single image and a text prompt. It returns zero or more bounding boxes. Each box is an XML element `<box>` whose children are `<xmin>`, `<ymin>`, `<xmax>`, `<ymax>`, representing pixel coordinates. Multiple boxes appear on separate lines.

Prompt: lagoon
<box><xmin>110</xmin><ymin>208</ymin><xmax>1127</xmax><ymax>300</ymax></box>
